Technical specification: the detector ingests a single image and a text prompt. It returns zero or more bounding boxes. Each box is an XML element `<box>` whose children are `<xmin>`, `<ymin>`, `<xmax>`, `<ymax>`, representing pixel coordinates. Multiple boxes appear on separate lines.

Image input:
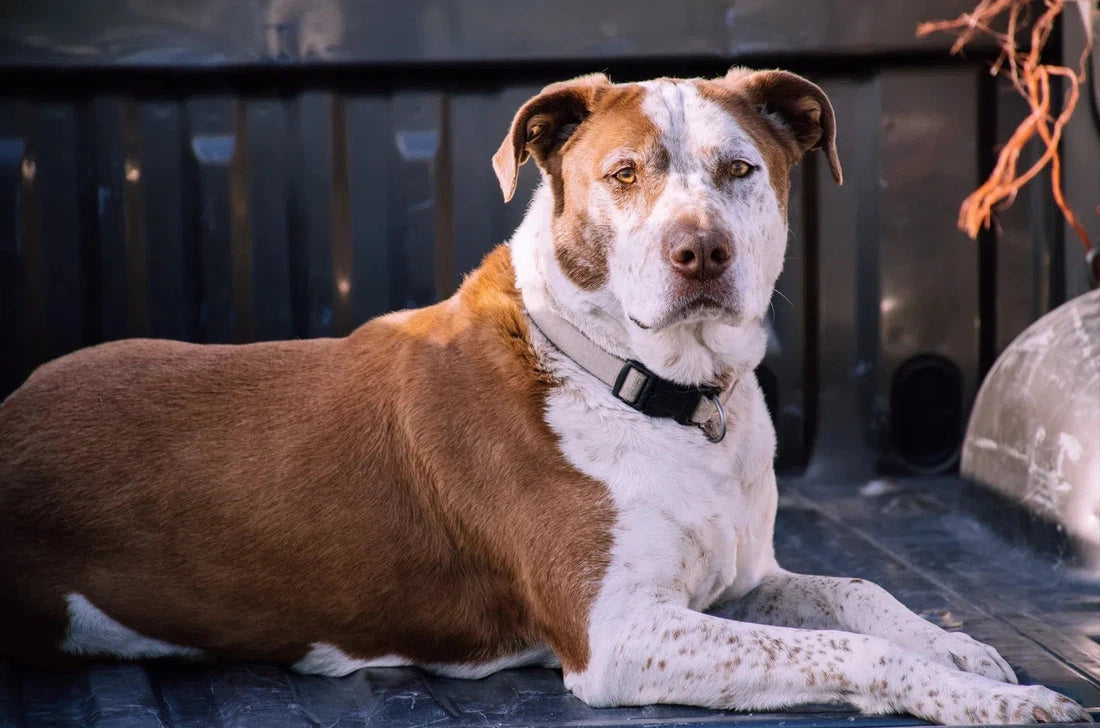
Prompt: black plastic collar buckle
<box><xmin>611</xmin><ymin>359</ymin><xmax>720</xmax><ymax>428</ymax></box>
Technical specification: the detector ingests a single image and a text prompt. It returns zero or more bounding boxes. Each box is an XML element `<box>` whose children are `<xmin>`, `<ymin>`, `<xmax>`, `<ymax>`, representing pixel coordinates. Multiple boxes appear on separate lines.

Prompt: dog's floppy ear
<box><xmin>724</xmin><ymin>68</ymin><xmax>842</xmax><ymax>185</ymax></box>
<box><xmin>492</xmin><ymin>73</ymin><xmax>612</xmax><ymax>202</ymax></box>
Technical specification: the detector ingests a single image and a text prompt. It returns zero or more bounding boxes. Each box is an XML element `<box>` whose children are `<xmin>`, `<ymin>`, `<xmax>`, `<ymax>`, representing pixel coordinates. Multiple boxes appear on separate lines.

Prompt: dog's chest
<box><xmin>544</xmin><ymin>370</ymin><xmax>778</xmax><ymax>609</ymax></box>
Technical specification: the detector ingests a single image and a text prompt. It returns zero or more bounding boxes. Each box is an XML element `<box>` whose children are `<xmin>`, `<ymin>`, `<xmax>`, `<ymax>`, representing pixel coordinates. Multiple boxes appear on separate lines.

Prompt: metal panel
<box><xmin>330</xmin><ymin>95</ymin><xmax>354</xmax><ymax>335</ymax></box>
<box><xmin>245</xmin><ymin>98</ymin><xmax>293</xmax><ymax>341</ymax></box>
<box><xmin>37</xmin><ymin>102</ymin><xmax>85</xmax><ymax>361</ymax></box>
<box><xmin>121</xmin><ymin>100</ymin><xmax>151</xmax><ymax>339</ymax></box>
<box><xmin>807</xmin><ymin>76</ymin><xmax>882</xmax><ymax>479</ymax></box>
<box><xmin>725</xmin><ymin>0</ymin><xmax>999</xmax><ymax>57</ymax></box>
<box><xmin>344</xmin><ymin>95</ymin><xmax>394</xmax><ymax>325</ymax></box>
<box><xmin>0</xmin><ymin>102</ymin><xmax>24</xmax><ymax>397</ymax></box>
<box><xmin>763</xmin><ymin>158</ymin><xmax>808</xmax><ymax>470</ymax></box>
<box><xmin>14</xmin><ymin>102</ymin><xmax>47</xmax><ymax>386</ymax></box>
<box><xmin>0</xmin><ymin>1</ymin><xmax>995</xmax><ymax>68</ymax></box>
<box><xmin>91</xmin><ymin>98</ymin><xmax>129</xmax><ymax>344</ymax></box>
<box><xmin>389</xmin><ymin>91</ymin><xmax>445</xmax><ymax>310</ymax></box>
<box><xmin>188</xmin><ymin>96</ymin><xmax>240</xmax><ymax>344</ymax></box>
<box><xmin>289</xmin><ymin>92</ymin><xmax>336</xmax><ymax>339</ymax></box>
<box><xmin>141</xmin><ymin>100</ymin><xmax>199</xmax><ymax>341</ymax></box>
<box><xmin>876</xmin><ymin>68</ymin><xmax>981</xmax><ymax>471</ymax></box>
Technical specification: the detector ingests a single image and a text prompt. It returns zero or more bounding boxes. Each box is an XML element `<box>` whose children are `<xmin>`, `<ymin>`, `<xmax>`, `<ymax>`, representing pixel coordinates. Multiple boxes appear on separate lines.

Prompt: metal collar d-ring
<box><xmin>699</xmin><ymin>392</ymin><xmax>727</xmax><ymax>443</ymax></box>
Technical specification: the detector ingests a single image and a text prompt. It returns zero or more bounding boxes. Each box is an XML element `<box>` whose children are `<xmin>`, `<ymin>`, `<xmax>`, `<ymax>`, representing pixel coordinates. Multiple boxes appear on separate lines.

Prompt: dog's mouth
<box><xmin>682</xmin><ymin>295</ymin><xmax>726</xmax><ymax>312</ymax></box>
<box><xmin>631</xmin><ymin>293</ymin><xmax>739</xmax><ymax>331</ymax></box>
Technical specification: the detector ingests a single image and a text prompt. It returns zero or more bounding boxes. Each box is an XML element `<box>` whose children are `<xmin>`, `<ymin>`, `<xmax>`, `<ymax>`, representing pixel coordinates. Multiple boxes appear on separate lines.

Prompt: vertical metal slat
<box><xmin>0</xmin><ymin>101</ymin><xmax>26</xmax><ymax>397</ymax></box>
<box><xmin>389</xmin><ymin>92</ymin><xmax>443</xmax><ymax>309</ymax></box>
<box><xmin>188</xmin><ymin>96</ymin><xmax>238</xmax><ymax>344</ymax></box>
<box><xmin>36</xmin><ymin>102</ymin><xmax>84</xmax><ymax>361</ymax></box>
<box><xmin>287</xmin><ymin>92</ymin><xmax>335</xmax><ymax>339</ymax></box>
<box><xmin>141</xmin><ymin>100</ymin><xmax>197</xmax><ymax>341</ymax></box>
<box><xmin>345</xmin><ymin>95</ymin><xmax>393</xmax><ymax>323</ymax></box>
<box><xmin>246</xmin><ymin>99</ymin><xmax>292</xmax><ymax>341</ymax></box>
<box><xmin>121</xmin><ymin>100</ymin><xmax>150</xmax><ymax>338</ymax></box>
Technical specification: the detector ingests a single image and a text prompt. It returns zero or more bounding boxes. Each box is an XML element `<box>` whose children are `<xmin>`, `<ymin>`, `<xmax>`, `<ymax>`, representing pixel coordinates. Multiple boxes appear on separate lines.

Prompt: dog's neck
<box><xmin>510</xmin><ymin>182</ymin><xmax>767</xmax><ymax>388</ymax></box>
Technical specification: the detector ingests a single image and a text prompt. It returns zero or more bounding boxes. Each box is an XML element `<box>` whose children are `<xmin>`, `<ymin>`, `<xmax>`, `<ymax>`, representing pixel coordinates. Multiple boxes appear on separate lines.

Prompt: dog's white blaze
<box><xmin>608</xmin><ymin>81</ymin><xmax>786</xmax><ymax>383</ymax></box>
<box><xmin>293</xmin><ymin>642</ymin><xmax>558</xmax><ymax>679</ymax></box>
<box><xmin>536</xmin><ymin>341</ymin><xmax>779</xmax><ymax>701</ymax></box>
<box><xmin>61</xmin><ymin>593</ymin><xmax>205</xmax><ymax>660</ymax></box>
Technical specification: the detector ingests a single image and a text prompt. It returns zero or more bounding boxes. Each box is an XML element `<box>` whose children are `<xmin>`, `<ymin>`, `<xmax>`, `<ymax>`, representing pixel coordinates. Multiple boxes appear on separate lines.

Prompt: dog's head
<box><xmin>495</xmin><ymin>69</ymin><xmax>840</xmax><ymax>344</ymax></box>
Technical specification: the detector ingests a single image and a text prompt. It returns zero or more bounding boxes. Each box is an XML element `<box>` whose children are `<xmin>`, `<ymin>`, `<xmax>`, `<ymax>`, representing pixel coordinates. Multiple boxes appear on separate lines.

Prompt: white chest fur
<box><xmin>539</xmin><ymin>342</ymin><xmax>780</xmax><ymax>614</ymax></box>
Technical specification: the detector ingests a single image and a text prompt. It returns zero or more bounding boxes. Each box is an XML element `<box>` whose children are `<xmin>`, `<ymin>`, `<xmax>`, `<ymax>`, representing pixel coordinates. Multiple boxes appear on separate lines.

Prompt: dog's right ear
<box><xmin>492</xmin><ymin>73</ymin><xmax>611</xmax><ymax>202</ymax></box>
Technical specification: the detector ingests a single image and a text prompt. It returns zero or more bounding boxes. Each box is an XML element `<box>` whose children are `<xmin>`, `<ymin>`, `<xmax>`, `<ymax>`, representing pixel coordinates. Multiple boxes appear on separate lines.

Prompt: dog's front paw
<box><xmin>901</xmin><ymin>673</ymin><xmax>1092</xmax><ymax>725</ymax></box>
<box><xmin>928</xmin><ymin>631</ymin><xmax>1017</xmax><ymax>683</ymax></box>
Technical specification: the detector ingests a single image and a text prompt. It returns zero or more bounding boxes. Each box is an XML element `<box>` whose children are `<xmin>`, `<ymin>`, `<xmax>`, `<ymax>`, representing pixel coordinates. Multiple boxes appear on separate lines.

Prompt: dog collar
<box><xmin>527</xmin><ymin>307</ymin><xmax>730</xmax><ymax>443</ymax></box>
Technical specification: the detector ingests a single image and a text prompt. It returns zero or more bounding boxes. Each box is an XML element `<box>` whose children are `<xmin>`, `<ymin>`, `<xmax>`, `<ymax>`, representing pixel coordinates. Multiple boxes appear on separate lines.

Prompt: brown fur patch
<box><xmin>0</xmin><ymin>246</ymin><xmax>614</xmax><ymax>675</ymax></box>
<box><xmin>495</xmin><ymin>79</ymin><xmax>665</xmax><ymax>291</ymax></box>
<box><xmin>553</xmin><ymin>213</ymin><xmax>614</xmax><ymax>290</ymax></box>
<box><xmin>551</xmin><ymin>84</ymin><xmax>663</xmax><ymax>290</ymax></box>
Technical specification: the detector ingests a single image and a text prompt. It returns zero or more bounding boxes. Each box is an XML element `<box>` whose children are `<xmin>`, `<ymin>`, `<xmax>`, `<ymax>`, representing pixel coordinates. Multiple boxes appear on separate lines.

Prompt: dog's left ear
<box><xmin>724</xmin><ymin>68</ymin><xmax>842</xmax><ymax>185</ymax></box>
<box><xmin>492</xmin><ymin>73</ymin><xmax>612</xmax><ymax>202</ymax></box>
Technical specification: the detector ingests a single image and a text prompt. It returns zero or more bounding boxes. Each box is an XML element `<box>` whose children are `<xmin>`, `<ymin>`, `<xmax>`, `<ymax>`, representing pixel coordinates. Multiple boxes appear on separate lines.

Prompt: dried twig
<box><xmin>917</xmin><ymin>0</ymin><xmax>1095</xmax><ymax>264</ymax></box>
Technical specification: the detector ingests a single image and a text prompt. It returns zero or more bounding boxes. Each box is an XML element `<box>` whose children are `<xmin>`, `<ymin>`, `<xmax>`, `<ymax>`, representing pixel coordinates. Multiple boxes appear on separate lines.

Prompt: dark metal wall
<box><xmin>0</xmin><ymin>1</ymin><xmax>1073</xmax><ymax>473</ymax></box>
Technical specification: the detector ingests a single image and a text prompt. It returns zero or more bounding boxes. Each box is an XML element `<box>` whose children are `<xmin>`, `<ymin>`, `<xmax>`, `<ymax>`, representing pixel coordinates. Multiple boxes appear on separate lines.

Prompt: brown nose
<box><xmin>665</xmin><ymin>221</ymin><xmax>734</xmax><ymax>282</ymax></box>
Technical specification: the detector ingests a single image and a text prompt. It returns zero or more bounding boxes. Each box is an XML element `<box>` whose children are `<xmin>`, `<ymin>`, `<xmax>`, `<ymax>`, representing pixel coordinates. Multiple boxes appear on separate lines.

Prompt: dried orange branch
<box><xmin>917</xmin><ymin>0</ymin><xmax>1095</xmax><ymax>263</ymax></box>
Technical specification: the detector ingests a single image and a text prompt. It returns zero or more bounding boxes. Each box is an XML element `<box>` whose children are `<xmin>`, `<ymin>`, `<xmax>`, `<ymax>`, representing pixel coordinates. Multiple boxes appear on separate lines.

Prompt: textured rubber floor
<box><xmin>3</xmin><ymin>477</ymin><xmax>1097</xmax><ymax>727</ymax></box>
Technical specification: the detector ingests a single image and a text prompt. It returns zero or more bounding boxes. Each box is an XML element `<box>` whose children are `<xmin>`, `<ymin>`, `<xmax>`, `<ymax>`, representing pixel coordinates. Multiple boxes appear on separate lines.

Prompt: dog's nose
<box><xmin>665</xmin><ymin>222</ymin><xmax>733</xmax><ymax>282</ymax></box>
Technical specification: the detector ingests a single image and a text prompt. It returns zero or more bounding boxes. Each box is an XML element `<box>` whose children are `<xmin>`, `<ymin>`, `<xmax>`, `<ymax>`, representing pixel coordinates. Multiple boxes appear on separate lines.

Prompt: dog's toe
<box><xmin>939</xmin><ymin>632</ymin><xmax>1017</xmax><ymax>683</ymax></box>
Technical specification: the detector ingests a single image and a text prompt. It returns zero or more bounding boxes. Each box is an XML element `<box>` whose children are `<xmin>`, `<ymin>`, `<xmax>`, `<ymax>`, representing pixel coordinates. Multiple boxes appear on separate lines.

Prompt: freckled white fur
<box><xmin>617</xmin><ymin>82</ymin><xmax>787</xmax><ymax>341</ymax></box>
<box><xmin>61</xmin><ymin>593</ymin><xmax>205</xmax><ymax>660</ymax></box>
<box><xmin>293</xmin><ymin>642</ymin><xmax>558</xmax><ymax>679</ymax></box>
<box><xmin>508</xmin><ymin>78</ymin><xmax>1087</xmax><ymax>724</ymax></box>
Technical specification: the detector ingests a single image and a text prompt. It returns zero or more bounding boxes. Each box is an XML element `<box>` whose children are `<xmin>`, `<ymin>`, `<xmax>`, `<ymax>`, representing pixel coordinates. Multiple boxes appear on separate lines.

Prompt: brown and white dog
<box><xmin>0</xmin><ymin>69</ymin><xmax>1090</xmax><ymax>725</ymax></box>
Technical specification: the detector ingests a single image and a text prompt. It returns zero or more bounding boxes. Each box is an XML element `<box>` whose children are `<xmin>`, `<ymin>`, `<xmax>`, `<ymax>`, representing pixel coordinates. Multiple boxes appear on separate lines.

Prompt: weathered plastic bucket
<box><xmin>962</xmin><ymin>290</ymin><xmax>1099</xmax><ymax>569</ymax></box>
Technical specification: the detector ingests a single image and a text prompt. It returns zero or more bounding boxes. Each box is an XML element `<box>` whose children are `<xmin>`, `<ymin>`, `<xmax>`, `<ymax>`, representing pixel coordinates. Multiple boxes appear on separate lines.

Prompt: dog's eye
<box><xmin>526</xmin><ymin>123</ymin><xmax>544</xmax><ymax>143</ymax></box>
<box><xmin>613</xmin><ymin>167</ymin><xmax>637</xmax><ymax>185</ymax></box>
<box><xmin>728</xmin><ymin>160</ymin><xmax>753</xmax><ymax>178</ymax></box>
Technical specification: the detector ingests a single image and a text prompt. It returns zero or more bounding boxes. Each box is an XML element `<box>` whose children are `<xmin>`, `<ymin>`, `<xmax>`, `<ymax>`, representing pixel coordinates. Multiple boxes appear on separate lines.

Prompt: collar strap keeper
<box><xmin>612</xmin><ymin>359</ymin><xmax>721</xmax><ymax>427</ymax></box>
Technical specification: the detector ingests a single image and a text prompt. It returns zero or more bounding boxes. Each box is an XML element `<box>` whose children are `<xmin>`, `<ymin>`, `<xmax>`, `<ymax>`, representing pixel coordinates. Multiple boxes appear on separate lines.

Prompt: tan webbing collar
<box><xmin>527</xmin><ymin>306</ymin><xmax>732</xmax><ymax>443</ymax></box>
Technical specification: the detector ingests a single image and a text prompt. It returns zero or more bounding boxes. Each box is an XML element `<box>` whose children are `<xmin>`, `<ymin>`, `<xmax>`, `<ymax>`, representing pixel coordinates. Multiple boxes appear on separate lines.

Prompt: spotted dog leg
<box><xmin>565</xmin><ymin>604</ymin><xmax>1092</xmax><ymax>724</ymax></box>
<box><xmin>719</xmin><ymin>570</ymin><xmax>1018</xmax><ymax>683</ymax></box>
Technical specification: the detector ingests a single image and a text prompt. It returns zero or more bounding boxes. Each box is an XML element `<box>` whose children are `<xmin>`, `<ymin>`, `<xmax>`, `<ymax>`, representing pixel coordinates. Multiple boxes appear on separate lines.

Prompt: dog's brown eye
<box><xmin>614</xmin><ymin>167</ymin><xmax>637</xmax><ymax>185</ymax></box>
<box><xmin>728</xmin><ymin>160</ymin><xmax>753</xmax><ymax>178</ymax></box>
